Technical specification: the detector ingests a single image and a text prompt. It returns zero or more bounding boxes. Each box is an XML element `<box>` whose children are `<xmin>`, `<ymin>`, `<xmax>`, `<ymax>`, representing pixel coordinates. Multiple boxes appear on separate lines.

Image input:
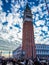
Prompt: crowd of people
<box><xmin>0</xmin><ymin>57</ymin><xmax>48</xmax><ymax>65</ymax></box>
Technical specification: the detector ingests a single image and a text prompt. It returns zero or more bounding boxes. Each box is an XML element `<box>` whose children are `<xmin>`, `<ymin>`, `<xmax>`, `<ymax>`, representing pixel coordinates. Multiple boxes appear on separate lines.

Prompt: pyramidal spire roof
<box><xmin>25</xmin><ymin>3</ymin><xmax>30</xmax><ymax>10</ymax></box>
<box><xmin>24</xmin><ymin>3</ymin><xmax>31</xmax><ymax>14</ymax></box>
<box><xmin>26</xmin><ymin>3</ymin><xmax>30</xmax><ymax>9</ymax></box>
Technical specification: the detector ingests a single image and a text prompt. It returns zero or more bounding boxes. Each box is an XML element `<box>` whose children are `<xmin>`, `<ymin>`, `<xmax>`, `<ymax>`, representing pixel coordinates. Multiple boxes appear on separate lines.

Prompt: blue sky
<box><xmin>0</xmin><ymin>0</ymin><xmax>49</xmax><ymax>55</ymax></box>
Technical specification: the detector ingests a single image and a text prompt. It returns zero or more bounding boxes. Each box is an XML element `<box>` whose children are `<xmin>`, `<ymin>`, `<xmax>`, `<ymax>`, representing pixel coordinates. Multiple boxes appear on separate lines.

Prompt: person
<box><xmin>12</xmin><ymin>58</ymin><xmax>16</xmax><ymax>65</ymax></box>
<box><xmin>17</xmin><ymin>59</ymin><xmax>22</xmax><ymax>65</ymax></box>
<box><xmin>33</xmin><ymin>57</ymin><xmax>42</xmax><ymax>65</ymax></box>
<box><xmin>44</xmin><ymin>62</ymin><xmax>47</xmax><ymax>65</ymax></box>
<box><xmin>2</xmin><ymin>58</ymin><xmax>7</xmax><ymax>65</ymax></box>
<box><xmin>25</xmin><ymin>59</ymin><xmax>29</xmax><ymax>65</ymax></box>
<box><xmin>34</xmin><ymin>61</ymin><xmax>42</xmax><ymax>65</ymax></box>
<box><xmin>28</xmin><ymin>59</ymin><xmax>33</xmax><ymax>65</ymax></box>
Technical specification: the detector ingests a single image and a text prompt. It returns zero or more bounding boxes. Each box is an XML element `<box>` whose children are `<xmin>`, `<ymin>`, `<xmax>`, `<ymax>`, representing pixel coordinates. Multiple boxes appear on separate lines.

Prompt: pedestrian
<box><xmin>2</xmin><ymin>58</ymin><xmax>7</xmax><ymax>65</ymax></box>
<box><xmin>25</xmin><ymin>59</ymin><xmax>29</xmax><ymax>65</ymax></box>
<box><xmin>12</xmin><ymin>58</ymin><xmax>16</xmax><ymax>65</ymax></box>
<box><xmin>34</xmin><ymin>60</ymin><xmax>42</xmax><ymax>65</ymax></box>
<box><xmin>44</xmin><ymin>62</ymin><xmax>47</xmax><ymax>65</ymax></box>
<box><xmin>28</xmin><ymin>59</ymin><xmax>33</xmax><ymax>65</ymax></box>
<box><xmin>33</xmin><ymin>57</ymin><xmax>42</xmax><ymax>65</ymax></box>
<box><xmin>17</xmin><ymin>59</ymin><xmax>22</xmax><ymax>65</ymax></box>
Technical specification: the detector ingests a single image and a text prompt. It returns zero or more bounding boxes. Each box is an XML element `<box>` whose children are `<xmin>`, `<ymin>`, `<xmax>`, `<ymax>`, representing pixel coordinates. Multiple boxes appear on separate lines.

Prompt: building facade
<box><xmin>36</xmin><ymin>44</ymin><xmax>49</xmax><ymax>61</ymax></box>
<box><xmin>13</xmin><ymin>44</ymin><xmax>49</xmax><ymax>61</ymax></box>
<box><xmin>22</xmin><ymin>3</ymin><xmax>36</xmax><ymax>59</ymax></box>
<box><xmin>13</xmin><ymin>46</ymin><xmax>22</xmax><ymax>59</ymax></box>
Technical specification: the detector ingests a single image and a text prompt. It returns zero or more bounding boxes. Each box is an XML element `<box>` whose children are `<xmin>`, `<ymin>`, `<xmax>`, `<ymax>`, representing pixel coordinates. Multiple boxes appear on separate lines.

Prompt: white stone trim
<box><xmin>24</xmin><ymin>18</ymin><xmax>32</xmax><ymax>22</ymax></box>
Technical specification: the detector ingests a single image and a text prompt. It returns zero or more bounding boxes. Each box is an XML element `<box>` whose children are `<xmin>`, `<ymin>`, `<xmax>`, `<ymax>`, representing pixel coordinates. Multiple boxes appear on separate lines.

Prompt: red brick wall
<box><xmin>22</xmin><ymin>21</ymin><xmax>36</xmax><ymax>59</ymax></box>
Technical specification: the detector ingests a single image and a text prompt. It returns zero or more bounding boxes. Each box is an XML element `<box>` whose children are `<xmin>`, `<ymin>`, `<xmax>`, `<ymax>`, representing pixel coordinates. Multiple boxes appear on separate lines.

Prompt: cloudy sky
<box><xmin>0</xmin><ymin>0</ymin><xmax>49</xmax><ymax>55</ymax></box>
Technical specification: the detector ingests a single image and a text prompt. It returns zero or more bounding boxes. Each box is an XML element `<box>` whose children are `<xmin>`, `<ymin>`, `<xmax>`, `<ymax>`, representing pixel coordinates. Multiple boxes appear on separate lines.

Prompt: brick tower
<box><xmin>22</xmin><ymin>4</ymin><xmax>36</xmax><ymax>59</ymax></box>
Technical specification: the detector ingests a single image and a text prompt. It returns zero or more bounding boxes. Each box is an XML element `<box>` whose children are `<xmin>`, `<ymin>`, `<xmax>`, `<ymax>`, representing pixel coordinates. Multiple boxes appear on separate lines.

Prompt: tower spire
<box><xmin>23</xmin><ymin>3</ymin><xmax>32</xmax><ymax>22</ymax></box>
<box><xmin>26</xmin><ymin>3</ymin><xmax>30</xmax><ymax>10</ymax></box>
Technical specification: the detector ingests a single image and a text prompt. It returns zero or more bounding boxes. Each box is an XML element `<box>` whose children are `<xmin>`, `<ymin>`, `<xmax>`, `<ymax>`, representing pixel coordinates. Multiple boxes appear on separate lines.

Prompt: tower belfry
<box><xmin>23</xmin><ymin>3</ymin><xmax>32</xmax><ymax>22</ymax></box>
<box><xmin>22</xmin><ymin>3</ymin><xmax>36</xmax><ymax>59</ymax></box>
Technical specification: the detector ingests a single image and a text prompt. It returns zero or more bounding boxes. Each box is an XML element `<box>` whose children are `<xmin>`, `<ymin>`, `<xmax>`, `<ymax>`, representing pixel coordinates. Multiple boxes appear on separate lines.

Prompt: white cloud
<box><xmin>1</xmin><ymin>33</ymin><xmax>9</xmax><ymax>39</ymax></box>
<box><xmin>0</xmin><ymin>12</ymin><xmax>6</xmax><ymax>23</ymax></box>
<box><xmin>0</xmin><ymin>23</ymin><xmax>3</xmax><ymax>31</ymax></box>
<box><xmin>0</xmin><ymin>6</ymin><xmax>2</xmax><ymax>10</ymax></box>
<box><xmin>7</xmin><ymin>13</ymin><xmax>13</xmax><ymax>26</ymax></box>
<box><xmin>34</xmin><ymin>26</ymin><xmax>43</xmax><ymax>44</ymax></box>
<box><xmin>35</xmin><ymin>14</ymin><xmax>39</xmax><ymax>21</ymax></box>
<box><xmin>15</xmin><ymin>3</ymin><xmax>20</xmax><ymax>8</ymax></box>
<box><xmin>0</xmin><ymin>0</ymin><xmax>23</xmax><ymax>44</ymax></box>
<box><xmin>11</xmin><ymin>0</ymin><xmax>15</xmax><ymax>3</ymax></box>
<box><xmin>34</xmin><ymin>26</ymin><xmax>42</xmax><ymax>34</ymax></box>
<box><xmin>19</xmin><ymin>18</ymin><xmax>23</xmax><ymax>28</ymax></box>
<box><xmin>0</xmin><ymin>0</ymin><xmax>3</xmax><ymax>6</ymax></box>
<box><xmin>31</xmin><ymin>6</ymin><xmax>38</xmax><ymax>13</ymax></box>
<box><xmin>5</xmin><ymin>0</ymin><xmax>8</xmax><ymax>3</ymax></box>
<box><xmin>35</xmin><ymin>20</ymin><xmax>45</xmax><ymax>26</ymax></box>
<box><xmin>35</xmin><ymin>34</ymin><xmax>48</xmax><ymax>44</ymax></box>
<box><xmin>31</xmin><ymin>3</ymin><xmax>45</xmax><ymax>13</ymax></box>
<box><xmin>32</xmin><ymin>3</ymin><xmax>48</xmax><ymax>20</ymax></box>
<box><xmin>42</xmin><ymin>26</ymin><xmax>48</xmax><ymax>32</ymax></box>
<box><xmin>17</xmin><ymin>29</ymin><xmax>22</xmax><ymax>39</ymax></box>
<box><xmin>12</xmin><ymin>13</ymin><xmax>20</xmax><ymax>25</ymax></box>
<box><xmin>42</xmin><ymin>38</ymin><xmax>49</xmax><ymax>44</ymax></box>
<box><xmin>34</xmin><ymin>24</ymin><xmax>48</xmax><ymax>44</ymax></box>
<box><xmin>20</xmin><ymin>0</ymin><xmax>27</xmax><ymax>7</ymax></box>
<box><xmin>48</xmin><ymin>31</ymin><xmax>49</xmax><ymax>34</ymax></box>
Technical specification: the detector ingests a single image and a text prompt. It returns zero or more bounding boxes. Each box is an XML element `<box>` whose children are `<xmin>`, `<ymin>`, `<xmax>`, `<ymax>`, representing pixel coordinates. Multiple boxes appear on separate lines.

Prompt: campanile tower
<box><xmin>22</xmin><ymin>4</ymin><xmax>36</xmax><ymax>59</ymax></box>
